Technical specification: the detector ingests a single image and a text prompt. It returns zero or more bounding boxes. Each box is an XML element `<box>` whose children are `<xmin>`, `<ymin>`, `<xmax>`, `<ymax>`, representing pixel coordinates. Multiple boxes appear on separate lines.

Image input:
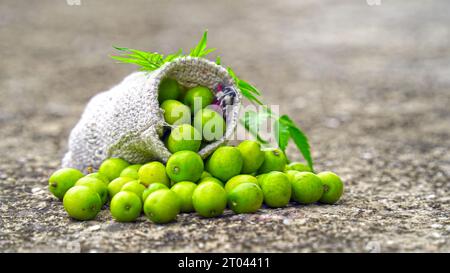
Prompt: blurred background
<box><xmin>0</xmin><ymin>0</ymin><xmax>449</xmax><ymax>252</ymax></box>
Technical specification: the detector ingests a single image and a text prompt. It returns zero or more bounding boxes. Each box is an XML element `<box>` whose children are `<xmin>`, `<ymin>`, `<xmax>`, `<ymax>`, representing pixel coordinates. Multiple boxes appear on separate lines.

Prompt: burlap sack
<box><xmin>62</xmin><ymin>57</ymin><xmax>241</xmax><ymax>172</ymax></box>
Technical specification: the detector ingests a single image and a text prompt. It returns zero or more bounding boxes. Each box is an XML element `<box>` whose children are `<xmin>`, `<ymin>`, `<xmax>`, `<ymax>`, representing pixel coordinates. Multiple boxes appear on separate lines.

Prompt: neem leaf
<box><xmin>240</xmin><ymin>111</ymin><xmax>269</xmax><ymax>144</ymax></box>
<box><xmin>189</xmin><ymin>30</ymin><xmax>216</xmax><ymax>58</ymax></box>
<box><xmin>216</xmin><ymin>56</ymin><xmax>221</xmax><ymax>65</ymax></box>
<box><xmin>279</xmin><ymin>115</ymin><xmax>314</xmax><ymax>172</ymax></box>
<box><xmin>274</xmin><ymin>117</ymin><xmax>290</xmax><ymax>152</ymax></box>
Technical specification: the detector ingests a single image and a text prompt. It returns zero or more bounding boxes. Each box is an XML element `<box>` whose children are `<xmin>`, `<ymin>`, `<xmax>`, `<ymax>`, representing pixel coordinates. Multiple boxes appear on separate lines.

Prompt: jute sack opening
<box><xmin>62</xmin><ymin>57</ymin><xmax>241</xmax><ymax>172</ymax></box>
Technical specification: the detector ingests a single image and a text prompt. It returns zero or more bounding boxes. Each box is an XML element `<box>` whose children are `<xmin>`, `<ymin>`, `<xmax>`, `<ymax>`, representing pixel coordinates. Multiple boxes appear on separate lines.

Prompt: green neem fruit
<box><xmin>99</xmin><ymin>158</ymin><xmax>130</xmax><ymax>181</ymax></box>
<box><xmin>75</xmin><ymin>177</ymin><xmax>108</xmax><ymax>205</ymax></box>
<box><xmin>158</xmin><ymin>78</ymin><xmax>181</xmax><ymax>104</ymax></box>
<box><xmin>160</xmin><ymin>100</ymin><xmax>191</xmax><ymax>125</ymax></box>
<box><xmin>110</xmin><ymin>191</ymin><xmax>142</xmax><ymax>222</ymax></box>
<box><xmin>48</xmin><ymin>168</ymin><xmax>84</xmax><ymax>200</ymax></box>
<box><xmin>120</xmin><ymin>164</ymin><xmax>143</xmax><ymax>180</ymax></box>
<box><xmin>171</xmin><ymin>181</ymin><xmax>197</xmax><ymax>213</ymax></box>
<box><xmin>286</xmin><ymin>162</ymin><xmax>312</xmax><ymax>173</ymax></box>
<box><xmin>183</xmin><ymin>86</ymin><xmax>214</xmax><ymax>112</ymax></box>
<box><xmin>121</xmin><ymin>181</ymin><xmax>146</xmax><ymax>202</ymax></box>
<box><xmin>224</xmin><ymin>174</ymin><xmax>258</xmax><ymax>193</ymax></box>
<box><xmin>138</xmin><ymin>162</ymin><xmax>170</xmax><ymax>187</ymax></box>
<box><xmin>198</xmin><ymin>177</ymin><xmax>224</xmax><ymax>187</ymax></box>
<box><xmin>260</xmin><ymin>171</ymin><xmax>291</xmax><ymax>208</ymax></box>
<box><xmin>228</xmin><ymin>183</ymin><xmax>263</xmax><ymax>214</ymax></box>
<box><xmin>257</xmin><ymin>149</ymin><xmax>287</xmax><ymax>174</ymax></box>
<box><xmin>200</xmin><ymin>171</ymin><xmax>212</xmax><ymax>179</ymax></box>
<box><xmin>166</xmin><ymin>151</ymin><xmax>204</xmax><ymax>183</ymax></box>
<box><xmin>144</xmin><ymin>189</ymin><xmax>181</xmax><ymax>224</ymax></box>
<box><xmin>192</xmin><ymin>182</ymin><xmax>227</xmax><ymax>218</ymax></box>
<box><xmin>237</xmin><ymin>140</ymin><xmax>265</xmax><ymax>174</ymax></box>
<box><xmin>108</xmin><ymin>177</ymin><xmax>135</xmax><ymax>198</ymax></box>
<box><xmin>63</xmin><ymin>186</ymin><xmax>102</xmax><ymax>221</ymax></box>
<box><xmin>85</xmin><ymin>172</ymin><xmax>109</xmax><ymax>184</ymax></box>
<box><xmin>167</xmin><ymin>124</ymin><xmax>202</xmax><ymax>153</ymax></box>
<box><xmin>142</xmin><ymin>183</ymin><xmax>168</xmax><ymax>202</ymax></box>
<box><xmin>291</xmin><ymin>172</ymin><xmax>323</xmax><ymax>204</ymax></box>
<box><xmin>206</xmin><ymin>146</ymin><xmax>243</xmax><ymax>182</ymax></box>
<box><xmin>194</xmin><ymin>108</ymin><xmax>226</xmax><ymax>142</ymax></box>
<box><xmin>317</xmin><ymin>171</ymin><xmax>344</xmax><ymax>204</ymax></box>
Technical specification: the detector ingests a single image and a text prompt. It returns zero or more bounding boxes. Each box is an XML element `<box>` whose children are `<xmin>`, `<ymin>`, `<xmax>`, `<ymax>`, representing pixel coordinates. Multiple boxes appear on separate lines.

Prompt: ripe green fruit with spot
<box><xmin>167</xmin><ymin>124</ymin><xmax>202</xmax><ymax>153</ymax></box>
<box><xmin>75</xmin><ymin>177</ymin><xmax>108</xmax><ymax>205</ymax></box>
<box><xmin>194</xmin><ymin>108</ymin><xmax>226</xmax><ymax>142</ymax></box>
<box><xmin>121</xmin><ymin>181</ymin><xmax>146</xmax><ymax>202</ymax></box>
<box><xmin>160</xmin><ymin>100</ymin><xmax>191</xmax><ymax>125</ymax></box>
<box><xmin>224</xmin><ymin>174</ymin><xmax>258</xmax><ymax>193</ymax></box>
<box><xmin>158</xmin><ymin>78</ymin><xmax>181</xmax><ymax>104</ymax></box>
<box><xmin>85</xmin><ymin>172</ymin><xmax>109</xmax><ymax>184</ymax></box>
<box><xmin>183</xmin><ymin>86</ymin><xmax>214</xmax><ymax>112</ymax></box>
<box><xmin>138</xmin><ymin>162</ymin><xmax>170</xmax><ymax>187</ymax></box>
<box><xmin>317</xmin><ymin>171</ymin><xmax>344</xmax><ymax>204</ymax></box>
<box><xmin>228</xmin><ymin>183</ymin><xmax>263</xmax><ymax>214</ymax></box>
<box><xmin>142</xmin><ymin>183</ymin><xmax>169</xmax><ymax>202</ymax></box>
<box><xmin>206</xmin><ymin>146</ymin><xmax>243</xmax><ymax>182</ymax></box>
<box><xmin>108</xmin><ymin>177</ymin><xmax>135</xmax><ymax>198</ymax></box>
<box><xmin>286</xmin><ymin>162</ymin><xmax>312</xmax><ymax>173</ymax></box>
<box><xmin>258</xmin><ymin>149</ymin><xmax>287</xmax><ymax>174</ymax></box>
<box><xmin>192</xmin><ymin>182</ymin><xmax>227</xmax><ymax>218</ymax></box>
<box><xmin>63</xmin><ymin>186</ymin><xmax>102</xmax><ymax>221</ymax></box>
<box><xmin>171</xmin><ymin>181</ymin><xmax>197</xmax><ymax>213</ymax></box>
<box><xmin>291</xmin><ymin>172</ymin><xmax>323</xmax><ymax>204</ymax></box>
<box><xmin>144</xmin><ymin>189</ymin><xmax>181</xmax><ymax>224</ymax></box>
<box><xmin>237</xmin><ymin>140</ymin><xmax>265</xmax><ymax>174</ymax></box>
<box><xmin>120</xmin><ymin>164</ymin><xmax>142</xmax><ymax>180</ymax></box>
<box><xmin>110</xmin><ymin>191</ymin><xmax>142</xmax><ymax>222</ymax></box>
<box><xmin>259</xmin><ymin>171</ymin><xmax>291</xmax><ymax>208</ymax></box>
<box><xmin>48</xmin><ymin>168</ymin><xmax>84</xmax><ymax>200</ymax></box>
<box><xmin>166</xmin><ymin>151</ymin><xmax>204</xmax><ymax>183</ymax></box>
<box><xmin>99</xmin><ymin>158</ymin><xmax>130</xmax><ymax>181</ymax></box>
<box><xmin>198</xmin><ymin>177</ymin><xmax>224</xmax><ymax>187</ymax></box>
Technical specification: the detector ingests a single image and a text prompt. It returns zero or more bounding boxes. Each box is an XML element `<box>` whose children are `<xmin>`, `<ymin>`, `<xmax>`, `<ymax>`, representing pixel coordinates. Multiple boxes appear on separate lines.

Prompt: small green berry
<box><xmin>138</xmin><ymin>162</ymin><xmax>170</xmax><ymax>187</ymax></box>
<box><xmin>194</xmin><ymin>108</ymin><xmax>226</xmax><ymax>142</ymax></box>
<box><xmin>120</xmin><ymin>164</ymin><xmax>143</xmax><ymax>180</ymax></box>
<box><xmin>257</xmin><ymin>148</ymin><xmax>287</xmax><ymax>174</ymax></box>
<box><xmin>317</xmin><ymin>171</ymin><xmax>344</xmax><ymax>204</ymax></box>
<box><xmin>291</xmin><ymin>172</ymin><xmax>323</xmax><ymax>204</ymax></box>
<box><xmin>192</xmin><ymin>182</ymin><xmax>227</xmax><ymax>218</ymax></box>
<box><xmin>228</xmin><ymin>183</ymin><xmax>263</xmax><ymax>214</ymax></box>
<box><xmin>286</xmin><ymin>162</ymin><xmax>312</xmax><ymax>173</ymax></box>
<box><xmin>63</xmin><ymin>186</ymin><xmax>102</xmax><ymax>221</ymax></box>
<box><xmin>110</xmin><ymin>191</ymin><xmax>142</xmax><ymax>222</ymax></box>
<box><xmin>206</xmin><ymin>146</ymin><xmax>243</xmax><ymax>182</ymax></box>
<box><xmin>144</xmin><ymin>189</ymin><xmax>181</xmax><ymax>224</ymax></box>
<box><xmin>171</xmin><ymin>181</ymin><xmax>197</xmax><ymax>213</ymax></box>
<box><xmin>167</xmin><ymin>124</ymin><xmax>202</xmax><ymax>153</ymax></box>
<box><xmin>183</xmin><ymin>86</ymin><xmax>214</xmax><ymax>112</ymax></box>
<box><xmin>158</xmin><ymin>78</ymin><xmax>181</xmax><ymax>104</ymax></box>
<box><xmin>166</xmin><ymin>151</ymin><xmax>204</xmax><ymax>183</ymax></box>
<box><xmin>98</xmin><ymin>158</ymin><xmax>130</xmax><ymax>181</ymax></box>
<box><xmin>48</xmin><ymin>168</ymin><xmax>84</xmax><ymax>200</ymax></box>
<box><xmin>237</xmin><ymin>140</ymin><xmax>265</xmax><ymax>174</ymax></box>
<box><xmin>160</xmin><ymin>100</ymin><xmax>191</xmax><ymax>125</ymax></box>
<box><xmin>259</xmin><ymin>171</ymin><xmax>291</xmax><ymax>208</ymax></box>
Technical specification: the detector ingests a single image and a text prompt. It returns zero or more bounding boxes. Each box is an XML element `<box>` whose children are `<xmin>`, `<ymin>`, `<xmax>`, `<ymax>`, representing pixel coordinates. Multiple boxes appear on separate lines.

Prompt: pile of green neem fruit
<box><xmin>48</xmin><ymin>78</ymin><xmax>344</xmax><ymax>224</ymax></box>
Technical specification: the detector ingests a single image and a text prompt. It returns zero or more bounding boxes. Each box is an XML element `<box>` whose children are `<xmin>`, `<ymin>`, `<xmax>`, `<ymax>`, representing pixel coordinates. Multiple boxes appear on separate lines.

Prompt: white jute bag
<box><xmin>62</xmin><ymin>57</ymin><xmax>241</xmax><ymax>172</ymax></box>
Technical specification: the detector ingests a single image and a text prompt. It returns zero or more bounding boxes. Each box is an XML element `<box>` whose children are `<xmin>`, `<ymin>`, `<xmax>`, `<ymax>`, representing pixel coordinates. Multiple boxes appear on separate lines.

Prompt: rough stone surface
<box><xmin>0</xmin><ymin>0</ymin><xmax>449</xmax><ymax>252</ymax></box>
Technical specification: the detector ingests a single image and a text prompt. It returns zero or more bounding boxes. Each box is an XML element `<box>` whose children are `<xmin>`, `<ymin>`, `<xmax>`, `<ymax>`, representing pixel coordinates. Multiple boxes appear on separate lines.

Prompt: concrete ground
<box><xmin>0</xmin><ymin>0</ymin><xmax>449</xmax><ymax>252</ymax></box>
